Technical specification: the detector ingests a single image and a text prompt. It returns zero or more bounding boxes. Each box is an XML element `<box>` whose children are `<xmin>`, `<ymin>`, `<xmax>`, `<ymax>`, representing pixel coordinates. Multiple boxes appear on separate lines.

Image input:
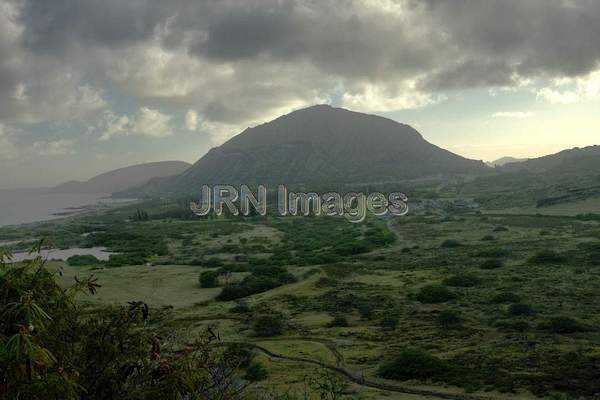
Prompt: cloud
<box><xmin>536</xmin><ymin>88</ymin><xmax>580</xmax><ymax>104</ymax></box>
<box><xmin>1</xmin><ymin>0</ymin><xmax>600</xmax><ymax>146</ymax></box>
<box><xmin>536</xmin><ymin>70</ymin><xmax>600</xmax><ymax>104</ymax></box>
<box><xmin>0</xmin><ymin>1</ymin><xmax>109</xmax><ymax>123</ymax></box>
<box><xmin>95</xmin><ymin>107</ymin><xmax>173</xmax><ymax>140</ymax></box>
<box><xmin>32</xmin><ymin>139</ymin><xmax>75</xmax><ymax>156</ymax></box>
<box><xmin>131</xmin><ymin>107</ymin><xmax>173</xmax><ymax>137</ymax></box>
<box><xmin>185</xmin><ymin>110</ymin><xmax>199</xmax><ymax>131</ymax></box>
<box><xmin>94</xmin><ymin>111</ymin><xmax>130</xmax><ymax>141</ymax></box>
<box><xmin>492</xmin><ymin>111</ymin><xmax>535</xmax><ymax>119</ymax></box>
<box><xmin>342</xmin><ymin>81</ymin><xmax>440</xmax><ymax>112</ymax></box>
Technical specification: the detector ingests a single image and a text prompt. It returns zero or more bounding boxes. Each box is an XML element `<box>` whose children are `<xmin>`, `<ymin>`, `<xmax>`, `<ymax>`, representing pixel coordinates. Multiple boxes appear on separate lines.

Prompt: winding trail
<box><xmin>228</xmin><ymin>341</ymin><xmax>495</xmax><ymax>400</ymax></box>
<box><xmin>253</xmin><ymin>336</ymin><xmax>345</xmax><ymax>366</ymax></box>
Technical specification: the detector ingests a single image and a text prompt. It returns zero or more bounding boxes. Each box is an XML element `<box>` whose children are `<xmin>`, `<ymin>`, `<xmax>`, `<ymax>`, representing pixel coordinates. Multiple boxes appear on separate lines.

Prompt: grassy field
<box><xmin>3</xmin><ymin>196</ymin><xmax>600</xmax><ymax>399</ymax></box>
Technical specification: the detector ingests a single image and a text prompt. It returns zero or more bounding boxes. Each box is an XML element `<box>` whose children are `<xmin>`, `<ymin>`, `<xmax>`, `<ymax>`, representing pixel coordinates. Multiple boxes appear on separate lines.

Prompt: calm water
<box><xmin>0</xmin><ymin>189</ymin><xmax>129</xmax><ymax>226</ymax></box>
<box><xmin>9</xmin><ymin>247</ymin><xmax>114</xmax><ymax>263</ymax></box>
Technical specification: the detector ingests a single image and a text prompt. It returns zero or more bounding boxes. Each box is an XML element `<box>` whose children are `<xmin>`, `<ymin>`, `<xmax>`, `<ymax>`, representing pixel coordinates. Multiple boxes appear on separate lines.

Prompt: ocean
<box><xmin>0</xmin><ymin>189</ymin><xmax>118</xmax><ymax>226</ymax></box>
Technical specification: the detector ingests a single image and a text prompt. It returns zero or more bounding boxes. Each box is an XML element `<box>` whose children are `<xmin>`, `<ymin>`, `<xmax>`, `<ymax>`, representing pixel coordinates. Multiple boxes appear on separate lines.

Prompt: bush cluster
<box><xmin>443</xmin><ymin>273</ymin><xmax>481</xmax><ymax>287</ymax></box>
<box><xmin>378</xmin><ymin>349</ymin><xmax>449</xmax><ymax>381</ymax></box>
<box><xmin>441</xmin><ymin>239</ymin><xmax>462</xmax><ymax>248</ymax></box>
<box><xmin>252</xmin><ymin>312</ymin><xmax>287</xmax><ymax>337</ymax></box>
<box><xmin>217</xmin><ymin>266</ymin><xmax>297</xmax><ymax>301</ymax></box>
<box><xmin>66</xmin><ymin>254</ymin><xmax>102</xmax><ymax>266</ymax></box>
<box><xmin>529</xmin><ymin>250</ymin><xmax>566</xmax><ymax>265</ymax></box>
<box><xmin>415</xmin><ymin>284</ymin><xmax>456</xmax><ymax>303</ymax></box>
<box><xmin>508</xmin><ymin>303</ymin><xmax>535</xmax><ymax>316</ymax></box>
<box><xmin>539</xmin><ymin>316</ymin><xmax>585</xmax><ymax>334</ymax></box>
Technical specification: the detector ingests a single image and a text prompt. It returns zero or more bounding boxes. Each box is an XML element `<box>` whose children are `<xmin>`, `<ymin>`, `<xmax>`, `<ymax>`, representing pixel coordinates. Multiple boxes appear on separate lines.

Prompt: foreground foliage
<box><xmin>0</xmin><ymin>243</ymin><xmax>252</xmax><ymax>400</ymax></box>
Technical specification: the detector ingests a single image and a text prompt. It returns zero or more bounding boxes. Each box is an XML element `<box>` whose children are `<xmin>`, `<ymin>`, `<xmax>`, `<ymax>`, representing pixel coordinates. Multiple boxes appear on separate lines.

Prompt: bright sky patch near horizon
<box><xmin>1</xmin><ymin>0</ymin><xmax>600</xmax><ymax>189</ymax></box>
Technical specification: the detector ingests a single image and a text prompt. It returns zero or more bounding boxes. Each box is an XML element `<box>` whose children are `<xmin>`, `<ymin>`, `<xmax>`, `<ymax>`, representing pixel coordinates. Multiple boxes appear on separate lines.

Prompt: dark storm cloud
<box><xmin>184</xmin><ymin>0</ymin><xmax>438</xmax><ymax>80</ymax></box>
<box><xmin>177</xmin><ymin>0</ymin><xmax>600</xmax><ymax>90</ymax></box>
<box><xmin>190</xmin><ymin>2</ymin><xmax>304</xmax><ymax>61</ymax></box>
<box><xmin>422</xmin><ymin>59</ymin><xmax>517</xmax><ymax>91</ymax></box>
<box><xmin>420</xmin><ymin>0</ymin><xmax>600</xmax><ymax>88</ymax></box>
<box><xmin>2</xmin><ymin>0</ymin><xmax>600</xmax><ymax>128</ymax></box>
<box><xmin>17</xmin><ymin>0</ymin><xmax>167</xmax><ymax>53</ymax></box>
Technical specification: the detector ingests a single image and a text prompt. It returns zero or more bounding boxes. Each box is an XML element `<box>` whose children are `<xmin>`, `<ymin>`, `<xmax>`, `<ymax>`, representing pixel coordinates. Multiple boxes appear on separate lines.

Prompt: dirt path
<box><xmin>229</xmin><ymin>341</ymin><xmax>496</xmax><ymax>400</ymax></box>
<box><xmin>253</xmin><ymin>336</ymin><xmax>345</xmax><ymax>366</ymax></box>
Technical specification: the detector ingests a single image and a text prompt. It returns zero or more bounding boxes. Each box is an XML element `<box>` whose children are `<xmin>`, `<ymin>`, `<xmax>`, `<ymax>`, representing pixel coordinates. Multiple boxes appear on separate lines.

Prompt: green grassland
<box><xmin>3</xmin><ymin>196</ymin><xmax>600</xmax><ymax>399</ymax></box>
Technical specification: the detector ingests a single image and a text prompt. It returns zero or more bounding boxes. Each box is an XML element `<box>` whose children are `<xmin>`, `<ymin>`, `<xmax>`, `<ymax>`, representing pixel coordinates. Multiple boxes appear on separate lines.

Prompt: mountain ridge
<box><xmin>500</xmin><ymin>145</ymin><xmax>600</xmax><ymax>173</ymax></box>
<box><xmin>123</xmin><ymin>105</ymin><xmax>489</xmax><ymax>196</ymax></box>
<box><xmin>50</xmin><ymin>161</ymin><xmax>191</xmax><ymax>194</ymax></box>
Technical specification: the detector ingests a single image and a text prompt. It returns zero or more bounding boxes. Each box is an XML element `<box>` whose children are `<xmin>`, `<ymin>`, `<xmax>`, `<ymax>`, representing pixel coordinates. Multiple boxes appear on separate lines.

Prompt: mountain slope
<box><xmin>501</xmin><ymin>145</ymin><xmax>600</xmax><ymax>173</ymax></box>
<box><xmin>464</xmin><ymin>145</ymin><xmax>600</xmax><ymax>209</ymax></box>
<box><xmin>128</xmin><ymin>105</ymin><xmax>488</xmax><ymax>195</ymax></box>
<box><xmin>50</xmin><ymin>161</ymin><xmax>191</xmax><ymax>194</ymax></box>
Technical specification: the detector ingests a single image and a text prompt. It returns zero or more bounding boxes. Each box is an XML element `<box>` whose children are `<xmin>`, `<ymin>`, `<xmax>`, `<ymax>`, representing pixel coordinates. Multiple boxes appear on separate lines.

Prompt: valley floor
<box><xmin>3</xmin><ymin>198</ymin><xmax>600</xmax><ymax>399</ymax></box>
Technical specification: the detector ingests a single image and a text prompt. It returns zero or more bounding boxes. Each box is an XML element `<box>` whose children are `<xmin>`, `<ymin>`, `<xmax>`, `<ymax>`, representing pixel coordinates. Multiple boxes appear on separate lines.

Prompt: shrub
<box><xmin>203</xmin><ymin>257</ymin><xmax>225</xmax><ymax>268</ymax></box>
<box><xmin>491</xmin><ymin>292</ymin><xmax>521</xmax><ymax>304</ymax></box>
<box><xmin>441</xmin><ymin>239</ymin><xmax>462</xmax><ymax>248</ymax></box>
<box><xmin>529</xmin><ymin>250</ymin><xmax>566</xmax><ymax>265</ymax></box>
<box><xmin>480</xmin><ymin>259</ymin><xmax>504</xmax><ymax>270</ymax></box>
<box><xmin>539</xmin><ymin>316</ymin><xmax>585</xmax><ymax>334</ymax></box>
<box><xmin>244</xmin><ymin>362</ymin><xmax>268</xmax><ymax>381</ymax></box>
<box><xmin>481</xmin><ymin>235</ymin><xmax>495</xmax><ymax>241</ymax></box>
<box><xmin>131</xmin><ymin>208</ymin><xmax>149</xmax><ymax>221</ymax></box>
<box><xmin>334</xmin><ymin>243</ymin><xmax>370</xmax><ymax>256</ymax></box>
<box><xmin>217</xmin><ymin>277</ymin><xmax>277</xmax><ymax>301</ymax></box>
<box><xmin>218</xmin><ymin>263</ymin><xmax>249</xmax><ymax>273</ymax></box>
<box><xmin>217</xmin><ymin>267</ymin><xmax>297</xmax><ymax>301</ymax></box>
<box><xmin>380</xmin><ymin>315</ymin><xmax>399</xmax><ymax>330</ymax></box>
<box><xmin>306</xmin><ymin>368</ymin><xmax>349</xmax><ymax>400</ymax></box>
<box><xmin>66</xmin><ymin>254</ymin><xmax>102</xmax><ymax>266</ymax></box>
<box><xmin>230</xmin><ymin>300</ymin><xmax>251</xmax><ymax>314</ymax></box>
<box><xmin>198</xmin><ymin>271</ymin><xmax>220</xmax><ymax>288</ymax></box>
<box><xmin>0</xmin><ymin>248</ymin><xmax>252</xmax><ymax>399</ymax></box>
<box><xmin>106</xmin><ymin>253</ymin><xmax>147</xmax><ymax>267</ymax></box>
<box><xmin>358</xmin><ymin>304</ymin><xmax>374</xmax><ymax>320</ymax></box>
<box><xmin>493</xmin><ymin>226</ymin><xmax>509</xmax><ymax>232</ymax></box>
<box><xmin>578</xmin><ymin>242</ymin><xmax>600</xmax><ymax>266</ymax></box>
<box><xmin>378</xmin><ymin>349</ymin><xmax>448</xmax><ymax>381</ymax></box>
<box><xmin>223</xmin><ymin>343</ymin><xmax>255</xmax><ymax>368</ymax></box>
<box><xmin>220</xmin><ymin>244</ymin><xmax>242</xmax><ymax>253</ymax></box>
<box><xmin>277</xmin><ymin>272</ymin><xmax>298</xmax><ymax>284</ymax></box>
<box><xmin>508</xmin><ymin>303</ymin><xmax>535</xmax><ymax>316</ymax></box>
<box><xmin>415</xmin><ymin>285</ymin><xmax>456</xmax><ymax>303</ymax></box>
<box><xmin>443</xmin><ymin>273</ymin><xmax>481</xmax><ymax>287</ymax></box>
<box><xmin>364</xmin><ymin>227</ymin><xmax>396</xmax><ymax>247</ymax></box>
<box><xmin>475</xmin><ymin>248</ymin><xmax>509</xmax><ymax>258</ymax></box>
<box><xmin>316</xmin><ymin>276</ymin><xmax>338</xmax><ymax>288</ymax></box>
<box><xmin>495</xmin><ymin>320</ymin><xmax>530</xmax><ymax>332</ymax></box>
<box><xmin>436</xmin><ymin>309</ymin><xmax>462</xmax><ymax>326</ymax></box>
<box><xmin>253</xmin><ymin>313</ymin><xmax>286</xmax><ymax>337</ymax></box>
<box><xmin>328</xmin><ymin>315</ymin><xmax>349</xmax><ymax>328</ymax></box>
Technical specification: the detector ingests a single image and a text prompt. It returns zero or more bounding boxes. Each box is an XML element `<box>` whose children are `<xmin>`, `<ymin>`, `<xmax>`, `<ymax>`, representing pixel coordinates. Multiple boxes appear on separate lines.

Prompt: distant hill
<box><xmin>464</xmin><ymin>145</ymin><xmax>600</xmax><ymax>209</ymax></box>
<box><xmin>50</xmin><ymin>161</ymin><xmax>191</xmax><ymax>194</ymax></box>
<box><xmin>486</xmin><ymin>156</ymin><xmax>527</xmax><ymax>167</ymax></box>
<box><xmin>126</xmin><ymin>105</ymin><xmax>488</xmax><ymax>195</ymax></box>
<box><xmin>500</xmin><ymin>145</ymin><xmax>600</xmax><ymax>173</ymax></box>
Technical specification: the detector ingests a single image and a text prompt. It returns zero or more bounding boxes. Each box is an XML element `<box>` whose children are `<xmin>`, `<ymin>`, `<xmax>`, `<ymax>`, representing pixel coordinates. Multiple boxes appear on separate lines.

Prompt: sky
<box><xmin>1</xmin><ymin>0</ymin><xmax>600</xmax><ymax>189</ymax></box>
